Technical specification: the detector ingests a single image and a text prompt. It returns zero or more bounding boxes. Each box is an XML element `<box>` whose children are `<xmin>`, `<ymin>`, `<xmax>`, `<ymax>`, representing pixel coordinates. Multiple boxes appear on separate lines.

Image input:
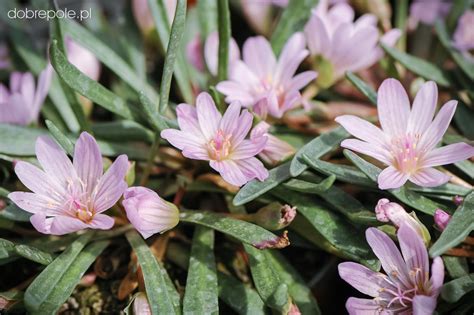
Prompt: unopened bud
<box><xmin>434</xmin><ymin>209</ymin><xmax>451</xmax><ymax>231</ymax></box>
<box><xmin>132</xmin><ymin>292</ymin><xmax>152</xmax><ymax>315</ymax></box>
<box><xmin>253</xmin><ymin>202</ymin><xmax>296</xmax><ymax>231</ymax></box>
<box><xmin>453</xmin><ymin>195</ymin><xmax>464</xmax><ymax>206</ymax></box>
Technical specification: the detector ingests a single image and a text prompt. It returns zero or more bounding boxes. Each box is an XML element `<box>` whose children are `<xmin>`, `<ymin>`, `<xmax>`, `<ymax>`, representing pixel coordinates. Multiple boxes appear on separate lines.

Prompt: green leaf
<box><xmin>62</xmin><ymin>19</ymin><xmax>159</xmax><ymax>101</ymax></box>
<box><xmin>270</xmin><ymin>0</ymin><xmax>319</xmax><ymax>54</ymax></box>
<box><xmin>233</xmin><ymin>161</ymin><xmax>292</xmax><ymax>206</ymax></box>
<box><xmin>453</xmin><ymin>101</ymin><xmax>474</xmax><ymax>140</ymax></box>
<box><xmin>180</xmin><ymin>210</ymin><xmax>288</xmax><ymax>249</ymax></box>
<box><xmin>147</xmin><ymin>0</ymin><xmax>193</xmax><ymax>103</ymax></box>
<box><xmin>266</xmin><ymin>251</ymin><xmax>321</xmax><ymax>314</ymax></box>
<box><xmin>443</xmin><ymin>256</ymin><xmax>469</xmax><ymax>279</ymax></box>
<box><xmin>0</xmin><ymin>239</ymin><xmax>14</xmax><ymax>259</ymax></box>
<box><xmin>50</xmin><ymin>40</ymin><xmax>134</xmax><ymax>119</ymax></box>
<box><xmin>217</xmin><ymin>0</ymin><xmax>231</xmax><ymax>82</ymax></box>
<box><xmin>183</xmin><ymin>227</ymin><xmax>218</xmax><ymax>315</ymax></box>
<box><xmin>345</xmin><ymin>72</ymin><xmax>377</xmax><ymax>106</ymax></box>
<box><xmin>290</xmin><ymin>126</ymin><xmax>349</xmax><ymax>177</ymax></box>
<box><xmin>159</xmin><ymin>0</ymin><xmax>187</xmax><ymax>114</ymax></box>
<box><xmin>435</xmin><ymin>21</ymin><xmax>474</xmax><ymax>81</ymax></box>
<box><xmin>0</xmin><ymin>203</ymin><xmax>32</xmax><ymax>222</ymax></box>
<box><xmin>283</xmin><ymin>176</ymin><xmax>336</xmax><ymax>194</ymax></box>
<box><xmin>24</xmin><ymin>232</ymin><xmax>94</xmax><ymax>313</ymax></box>
<box><xmin>217</xmin><ymin>273</ymin><xmax>266</xmax><ymax>315</ymax></box>
<box><xmin>197</xmin><ymin>0</ymin><xmax>218</xmax><ymax>38</ymax></box>
<box><xmin>91</xmin><ymin>120</ymin><xmax>155</xmax><ymax>143</ymax></box>
<box><xmin>430</xmin><ymin>192</ymin><xmax>474</xmax><ymax>257</ymax></box>
<box><xmin>381</xmin><ymin>43</ymin><xmax>452</xmax><ymax>87</ymax></box>
<box><xmin>0</xmin><ymin>124</ymin><xmax>47</xmax><ymax>156</ymax></box>
<box><xmin>126</xmin><ymin>230</ymin><xmax>179</xmax><ymax>315</ymax></box>
<box><xmin>344</xmin><ymin>150</ymin><xmax>442</xmax><ymax>215</ymax></box>
<box><xmin>14</xmin><ymin>244</ymin><xmax>55</xmax><ymax>265</ymax></box>
<box><xmin>45</xmin><ymin>120</ymin><xmax>75</xmax><ymax>156</ymax></box>
<box><xmin>441</xmin><ymin>274</ymin><xmax>474</xmax><ymax>303</ymax></box>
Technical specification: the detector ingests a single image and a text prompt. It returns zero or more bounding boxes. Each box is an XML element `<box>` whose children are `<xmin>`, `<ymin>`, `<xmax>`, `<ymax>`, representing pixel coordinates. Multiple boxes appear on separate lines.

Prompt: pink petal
<box><xmin>328</xmin><ymin>3</ymin><xmax>354</xmax><ymax>24</ymax></box>
<box><xmin>216</xmin><ymin>81</ymin><xmax>255</xmax><ymax>107</ymax></box>
<box><xmin>354</xmin><ymin>14</ymin><xmax>377</xmax><ymax>29</ymax></box>
<box><xmin>338</xmin><ymin>262</ymin><xmax>386</xmax><ymax>297</ymax></box>
<box><xmin>89</xmin><ymin>214</ymin><xmax>115</xmax><ymax>230</ymax></box>
<box><xmin>228</xmin><ymin>60</ymin><xmax>260</xmax><ymax>89</ymax></box>
<box><xmin>345</xmin><ymin>297</ymin><xmax>380</xmax><ymax>314</ymax></box>
<box><xmin>30</xmin><ymin>213</ymin><xmax>53</xmax><ymax>234</ymax></box>
<box><xmin>377</xmin><ymin>78</ymin><xmax>411</xmax><ymax>137</ymax></box>
<box><xmin>409</xmin><ymin>167</ymin><xmax>451</xmax><ymax>187</ymax></box>
<box><xmin>196</xmin><ymin>92</ymin><xmax>222</xmax><ymax>140</ymax></box>
<box><xmin>365</xmin><ymin>227</ymin><xmax>412</xmax><ymax>288</ymax></box>
<box><xmin>231</xmin><ymin>109</ymin><xmax>254</xmax><ymax>146</ymax></box>
<box><xmin>74</xmin><ymin>132</ymin><xmax>103</xmax><ymax>196</ymax></box>
<box><xmin>397</xmin><ymin>224</ymin><xmax>429</xmax><ymax>282</ymax></box>
<box><xmin>161</xmin><ymin>129</ymin><xmax>205</xmax><ymax>151</ymax></box>
<box><xmin>340</xmin><ymin>139</ymin><xmax>391</xmax><ymax>165</ymax></box>
<box><xmin>378</xmin><ymin>166</ymin><xmax>409</xmax><ymax>190</ymax></box>
<box><xmin>274</xmin><ymin>33</ymin><xmax>309</xmax><ymax>84</ymax></box>
<box><xmin>176</xmin><ymin>103</ymin><xmax>202</xmax><ymax>135</ymax></box>
<box><xmin>419</xmin><ymin>100</ymin><xmax>457</xmax><ymax>151</ymax></box>
<box><xmin>210</xmin><ymin>160</ymin><xmax>248</xmax><ymax>187</ymax></box>
<box><xmin>304</xmin><ymin>13</ymin><xmax>331</xmax><ymax>57</ymax></box>
<box><xmin>186</xmin><ymin>35</ymin><xmax>205</xmax><ymax>72</ymax></box>
<box><xmin>182</xmin><ymin>145</ymin><xmax>210</xmax><ymax>160</ymax></box>
<box><xmin>288</xmin><ymin>71</ymin><xmax>318</xmax><ymax>91</ymax></box>
<box><xmin>8</xmin><ymin>191</ymin><xmax>58</xmax><ymax>215</ymax></box>
<box><xmin>430</xmin><ymin>256</ymin><xmax>445</xmax><ymax>296</ymax></box>
<box><xmin>232</xmin><ymin>138</ymin><xmax>267</xmax><ymax>159</ymax></box>
<box><xmin>407</xmin><ymin>81</ymin><xmax>438</xmax><ymax>135</ymax></box>
<box><xmin>204</xmin><ymin>31</ymin><xmax>240</xmax><ymax>76</ymax></box>
<box><xmin>50</xmin><ymin>215</ymin><xmax>90</xmax><ymax>235</ymax></box>
<box><xmin>93</xmin><ymin>155</ymin><xmax>128</xmax><ymax>212</ymax></box>
<box><xmin>242</xmin><ymin>36</ymin><xmax>276</xmax><ymax>78</ymax></box>
<box><xmin>32</xmin><ymin>65</ymin><xmax>53</xmax><ymax>119</ymax></box>
<box><xmin>14</xmin><ymin>161</ymin><xmax>64</xmax><ymax>197</ymax></box>
<box><xmin>20</xmin><ymin>72</ymin><xmax>35</xmax><ymax>109</ymax></box>
<box><xmin>380</xmin><ymin>29</ymin><xmax>402</xmax><ymax>47</ymax></box>
<box><xmin>219</xmin><ymin>102</ymin><xmax>241</xmax><ymax>138</ymax></box>
<box><xmin>423</xmin><ymin>143</ymin><xmax>474</xmax><ymax>167</ymax></box>
<box><xmin>412</xmin><ymin>295</ymin><xmax>437</xmax><ymax>315</ymax></box>
<box><xmin>9</xmin><ymin>72</ymin><xmax>23</xmax><ymax>92</ymax></box>
<box><xmin>234</xmin><ymin>157</ymin><xmax>269</xmax><ymax>182</ymax></box>
<box><xmin>335</xmin><ymin>115</ymin><xmax>388</xmax><ymax>147</ymax></box>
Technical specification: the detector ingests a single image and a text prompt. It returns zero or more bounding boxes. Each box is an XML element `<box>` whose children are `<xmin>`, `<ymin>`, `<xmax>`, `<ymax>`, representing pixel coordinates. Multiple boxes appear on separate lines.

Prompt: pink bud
<box><xmin>122</xmin><ymin>186</ymin><xmax>180</xmax><ymax>239</ymax></box>
<box><xmin>133</xmin><ymin>292</ymin><xmax>152</xmax><ymax>315</ymax></box>
<box><xmin>434</xmin><ymin>209</ymin><xmax>451</xmax><ymax>231</ymax></box>
<box><xmin>453</xmin><ymin>195</ymin><xmax>464</xmax><ymax>206</ymax></box>
<box><xmin>250</xmin><ymin>122</ymin><xmax>295</xmax><ymax>165</ymax></box>
<box><xmin>66</xmin><ymin>38</ymin><xmax>101</xmax><ymax>82</ymax></box>
<box><xmin>253</xmin><ymin>202</ymin><xmax>296</xmax><ymax>230</ymax></box>
<box><xmin>186</xmin><ymin>34</ymin><xmax>205</xmax><ymax>72</ymax></box>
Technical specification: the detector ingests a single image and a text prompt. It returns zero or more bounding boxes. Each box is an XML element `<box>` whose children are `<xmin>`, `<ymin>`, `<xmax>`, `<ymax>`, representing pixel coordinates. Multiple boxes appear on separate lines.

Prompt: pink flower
<box><xmin>409</xmin><ymin>0</ymin><xmax>451</xmax><ymax>29</ymax></box>
<box><xmin>8</xmin><ymin>132</ymin><xmax>129</xmax><ymax>235</ymax></box>
<box><xmin>453</xmin><ymin>10</ymin><xmax>474</xmax><ymax>53</ymax></box>
<box><xmin>132</xmin><ymin>0</ymin><xmax>176</xmax><ymax>34</ymax></box>
<box><xmin>122</xmin><ymin>187</ymin><xmax>179</xmax><ymax>239</ymax></box>
<box><xmin>336</xmin><ymin>79</ymin><xmax>474</xmax><ymax>190</ymax></box>
<box><xmin>187</xmin><ymin>31</ymin><xmax>240</xmax><ymax>76</ymax></box>
<box><xmin>0</xmin><ymin>66</ymin><xmax>53</xmax><ymax>125</ymax></box>
<box><xmin>434</xmin><ymin>209</ymin><xmax>451</xmax><ymax>231</ymax></box>
<box><xmin>304</xmin><ymin>0</ymin><xmax>401</xmax><ymax>86</ymax></box>
<box><xmin>339</xmin><ymin>224</ymin><xmax>444</xmax><ymax>314</ymax></box>
<box><xmin>216</xmin><ymin>33</ymin><xmax>317</xmax><ymax>119</ymax></box>
<box><xmin>66</xmin><ymin>37</ymin><xmax>101</xmax><ymax>81</ymax></box>
<box><xmin>250</xmin><ymin>121</ymin><xmax>295</xmax><ymax>165</ymax></box>
<box><xmin>161</xmin><ymin>92</ymin><xmax>269</xmax><ymax>186</ymax></box>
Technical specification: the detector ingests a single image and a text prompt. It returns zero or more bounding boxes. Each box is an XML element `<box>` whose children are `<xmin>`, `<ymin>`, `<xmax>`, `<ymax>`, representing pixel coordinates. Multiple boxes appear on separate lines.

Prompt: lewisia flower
<box><xmin>250</xmin><ymin>121</ymin><xmax>295</xmax><ymax>165</ymax></box>
<box><xmin>0</xmin><ymin>66</ymin><xmax>52</xmax><ymax>125</ymax></box>
<box><xmin>408</xmin><ymin>0</ymin><xmax>451</xmax><ymax>29</ymax></box>
<box><xmin>453</xmin><ymin>10</ymin><xmax>474</xmax><ymax>53</ymax></box>
<box><xmin>434</xmin><ymin>209</ymin><xmax>451</xmax><ymax>231</ymax></box>
<box><xmin>304</xmin><ymin>0</ymin><xmax>401</xmax><ymax>87</ymax></box>
<box><xmin>122</xmin><ymin>187</ymin><xmax>179</xmax><ymax>239</ymax></box>
<box><xmin>339</xmin><ymin>224</ymin><xmax>444</xmax><ymax>314</ymax></box>
<box><xmin>8</xmin><ymin>132</ymin><xmax>129</xmax><ymax>235</ymax></box>
<box><xmin>132</xmin><ymin>0</ymin><xmax>176</xmax><ymax>35</ymax></box>
<box><xmin>336</xmin><ymin>79</ymin><xmax>474</xmax><ymax>190</ymax></box>
<box><xmin>216</xmin><ymin>33</ymin><xmax>317</xmax><ymax>119</ymax></box>
<box><xmin>161</xmin><ymin>92</ymin><xmax>269</xmax><ymax>186</ymax></box>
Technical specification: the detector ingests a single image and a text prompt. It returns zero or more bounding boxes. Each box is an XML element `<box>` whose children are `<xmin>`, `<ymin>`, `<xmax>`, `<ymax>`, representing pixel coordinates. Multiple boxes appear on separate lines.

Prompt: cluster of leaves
<box><xmin>0</xmin><ymin>0</ymin><xmax>473</xmax><ymax>314</ymax></box>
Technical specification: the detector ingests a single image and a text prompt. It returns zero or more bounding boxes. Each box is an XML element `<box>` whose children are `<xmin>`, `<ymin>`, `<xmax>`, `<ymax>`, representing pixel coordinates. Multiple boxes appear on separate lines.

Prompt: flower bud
<box><xmin>375</xmin><ymin>199</ymin><xmax>430</xmax><ymax>244</ymax></box>
<box><xmin>132</xmin><ymin>292</ymin><xmax>152</xmax><ymax>315</ymax></box>
<box><xmin>253</xmin><ymin>202</ymin><xmax>296</xmax><ymax>231</ymax></box>
<box><xmin>453</xmin><ymin>195</ymin><xmax>464</xmax><ymax>206</ymax></box>
<box><xmin>434</xmin><ymin>209</ymin><xmax>451</xmax><ymax>231</ymax></box>
<box><xmin>251</xmin><ymin>122</ymin><xmax>295</xmax><ymax>165</ymax></box>
<box><xmin>125</xmin><ymin>161</ymin><xmax>136</xmax><ymax>186</ymax></box>
<box><xmin>122</xmin><ymin>187</ymin><xmax>180</xmax><ymax>239</ymax></box>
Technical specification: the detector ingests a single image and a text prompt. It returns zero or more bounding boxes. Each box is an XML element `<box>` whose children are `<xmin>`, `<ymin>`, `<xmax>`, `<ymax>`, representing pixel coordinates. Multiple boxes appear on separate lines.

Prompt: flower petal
<box><xmin>377</xmin><ymin>166</ymin><xmax>409</xmax><ymax>190</ymax></box>
<box><xmin>234</xmin><ymin>157</ymin><xmax>269</xmax><ymax>182</ymax></box>
<box><xmin>419</xmin><ymin>100</ymin><xmax>457</xmax><ymax>151</ymax></box>
<box><xmin>73</xmin><ymin>132</ymin><xmax>103</xmax><ymax>196</ymax></box>
<box><xmin>345</xmin><ymin>297</ymin><xmax>380</xmax><ymax>314</ymax></box>
<box><xmin>14</xmin><ymin>161</ymin><xmax>64</xmax><ymax>197</ymax></box>
<box><xmin>196</xmin><ymin>92</ymin><xmax>222</xmax><ymax>140</ymax></box>
<box><xmin>336</xmin><ymin>115</ymin><xmax>388</xmax><ymax>147</ymax></box>
<box><xmin>407</xmin><ymin>81</ymin><xmax>438</xmax><ymax>135</ymax></box>
<box><xmin>219</xmin><ymin>101</ymin><xmax>241</xmax><ymax>138</ymax></box>
<box><xmin>210</xmin><ymin>160</ymin><xmax>248</xmax><ymax>187</ymax></box>
<box><xmin>232</xmin><ymin>138</ymin><xmax>267</xmax><ymax>160</ymax></box>
<box><xmin>88</xmin><ymin>214</ymin><xmax>115</xmax><ymax>230</ymax></box>
<box><xmin>288</xmin><ymin>71</ymin><xmax>318</xmax><ymax>91</ymax></box>
<box><xmin>50</xmin><ymin>215</ymin><xmax>90</xmax><ymax>235</ymax></box>
<box><xmin>341</xmin><ymin>139</ymin><xmax>391</xmax><ymax>165</ymax></box>
<box><xmin>377</xmin><ymin>78</ymin><xmax>411</xmax><ymax>137</ymax></box>
<box><xmin>409</xmin><ymin>167</ymin><xmax>451</xmax><ymax>188</ymax></box>
<box><xmin>32</xmin><ymin>65</ymin><xmax>53</xmax><ymax>118</ymax></box>
<box><xmin>93</xmin><ymin>155</ymin><xmax>128</xmax><ymax>212</ymax></box>
<box><xmin>8</xmin><ymin>191</ymin><xmax>59</xmax><ymax>215</ymax></box>
<box><xmin>338</xmin><ymin>262</ymin><xmax>385</xmax><ymax>297</ymax></box>
<box><xmin>176</xmin><ymin>103</ymin><xmax>201</xmax><ymax>135</ymax></box>
<box><xmin>161</xmin><ymin>129</ymin><xmax>205</xmax><ymax>151</ymax></box>
<box><xmin>30</xmin><ymin>213</ymin><xmax>53</xmax><ymax>234</ymax></box>
<box><xmin>413</xmin><ymin>295</ymin><xmax>437</xmax><ymax>315</ymax></box>
<box><xmin>242</xmin><ymin>36</ymin><xmax>276</xmax><ymax>78</ymax></box>
<box><xmin>397</xmin><ymin>224</ymin><xmax>429</xmax><ymax>283</ymax></box>
<box><xmin>429</xmin><ymin>256</ymin><xmax>445</xmax><ymax>296</ymax></box>
<box><xmin>304</xmin><ymin>13</ymin><xmax>330</xmax><ymax>57</ymax></box>
<box><xmin>423</xmin><ymin>143</ymin><xmax>474</xmax><ymax>167</ymax></box>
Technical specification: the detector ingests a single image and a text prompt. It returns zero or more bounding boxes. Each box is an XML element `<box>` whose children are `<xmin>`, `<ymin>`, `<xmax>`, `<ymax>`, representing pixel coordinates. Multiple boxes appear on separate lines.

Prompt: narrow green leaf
<box><xmin>344</xmin><ymin>150</ymin><xmax>442</xmax><ymax>215</ymax></box>
<box><xmin>217</xmin><ymin>273</ymin><xmax>266</xmax><ymax>315</ymax></box>
<box><xmin>125</xmin><ymin>230</ymin><xmax>178</xmax><ymax>315</ymax></box>
<box><xmin>159</xmin><ymin>0</ymin><xmax>187</xmax><ymax>114</ymax></box>
<box><xmin>62</xmin><ymin>19</ymin><xmax>159</xmax><ymax>101</ymax></box>
<box><xmin>266</xmin><ymin>250</ymin><xmax>321</xmax><ymax>314</ymax></box>
<box><xmin>197</xmin><ymin>0</ymin><xmax>218</xmax><ymax>38</ymax></box>
<box><xmin>138</xmin><ymin>92</ymin><xmax>172</xmax><ymax>132</ymax></box>
<box><xmin>217</xmin><ymin>0</ymin><xmax>231</xmax><ymax>82</ymax></box>
<box><xmin>50</xmin><ymin>40</ymin><xmax>133</xmax><ymax>119</ymax></box>
<box><xmin>381</xmin><ymin>43</ymin><xmax>452</xmax><ymax>86</ymax></box>
<box><xmin>345</xmin><ymin>72</ymin><xmax>377</xmax><ymax>106</ymax></box>
<box><xmin>270</xmin><ymin>0</ymin><xmax>319</xmax><ymax>54</ymax></box>
<box><xmin>147</xmin><ymin>0</ymin><xmax>193</xmax><ymax>103</ymax></box>
<box><xmin>290</xmin><ymin>126</ymin><xmax>349</xmax><ymax>177</ymax></box>
<box><xmin>183</xmin><ymin>227</ymin><xmax>218</xmax><ymax>315</ymax></box>
<box><xmin>91</xmin><ymin>121</ymin><xmax>155</xmax><ymax>143</ymax></box>
<box><xmin>446</xmin><ymin>0</ymin><xmax>472</xmax><ymax>32</ymax></box>
<box><xmin>45</xmin><ymin>120</ymin><xmax>74</xmax><ymax>156</ymax></box>
<box><xmin>441</xmin><ymin>274</ymin><xmax>474</xmax><ymax>303</ymax></box>
<box><xmin>0</xmin><ymin>239</ymin><xmax>14</xmax><ymax>259</ymax></box>
<box><xmin>443</xmin><ymin>256</ymin><xmax>469</xmax><ymax>279</ymax></box>
<box><xmin>453</xmin><ymin>101</ymin><xmax>474</xmax><ymax>140</ymax></box>
<box><xmin>0</xmin><ymin>203</ymin><xmax>32</xmax><ymax>222</ymax></box>
<box><xmin>180</xmin><ymin>210</ymin><xmax>288</xmax><ymax>249</ymax></box>
<box><xmin>430</xmin><ymin>192</ymin><xmax>474</xmax><ymax>257</ymax></box>
<box><xmin>34</xmin><ymin>240</ymin><xmax>109</xmax><ymax>314</ymax></box>
<box><xmin>283</xmin><ymin>176</ymin><xmax>336</xmax><ymax>194</ymax></box>
<box><xmin>394</xmin><ymin>0</ymin><xmax>408</xmax><ymax>51</ymax></box>
<box><xmin>0</xmin><ymin>124</ymin><xmax>47</xmax><ymax>156</ymax></box>
<box><xmin>14</xmin><ymin>244</ymin><xmax>55</xmax><ymax>265</ymax></box>
<box><xmin>24</xmin><ymin>232</ymin><xmax>94</xmax><ymax>313</ymax></box>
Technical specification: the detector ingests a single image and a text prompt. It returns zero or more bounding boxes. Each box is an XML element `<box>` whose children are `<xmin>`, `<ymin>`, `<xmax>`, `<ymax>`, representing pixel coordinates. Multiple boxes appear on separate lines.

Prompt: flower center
<box><xmin>207</xmin><ymin>129</ymin><xmax>232</xmax><ymax>161</ymax></box>
<box><xmin>69</xmin><ymin>198</ymin><xmax>94</xmax><ymax>223</ymax></box>
<box><xmin>390</xmin><ymin>133</ymin><xmax>424</xmax><ymax>174</ymax></box>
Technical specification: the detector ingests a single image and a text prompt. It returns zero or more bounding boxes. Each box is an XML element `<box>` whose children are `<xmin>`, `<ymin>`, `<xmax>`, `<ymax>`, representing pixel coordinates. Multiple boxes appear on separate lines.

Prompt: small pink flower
<box><xmin>216</xmin><ymin>33</ymin><xmax>317</xmax><ymax>119</ymax></box>
<box><xmin>0</xmin><ymin>66</ymin><xmax>53</xmax><ymax>125</ymax></box>
<box><xmin>122</xmin><ymin>187</ymin><xmax>179</xmax><ymax>239</ymax></box>
<box><xmin>161</xmin><ymin>92</ymin><xmax>269</xmax><ymax>186</ymax></box>
<box><xmin>453</xmin><ymin>10</ymin><xmax>474</xmax><ymax>53</ymax></box>
<box><xmin>66</xmin><ymin>37</ymin><xmax>101</xmax><ymax>81</ymax></box>
<box><xmin>336</xmin><ymin>79</ymin><xmax>474</xmax><ymax>190</ymax></box>
<box><xmin>434</xmin><ymin>209</ymin><xmax>451</xmax><ymax>231</ymax></box>
<box><xmin>250</xmin><ymin>121</ymin><xmax>295</xmax><ymax>165</ymax></box>
<box><xmin>409</xmin><ymin>0</ymin><xmax>451</xmax><ymax>29</ymax></box>
<box><xmin>8</xmin><ymin>132</ymin><xmax>129</xmax><ymax>235</ymax></box>
<box><xmin>304</xmin><ymin>0</ymin><xmax>401</xmax><ymax>85</ymax></box>
<box><xmin>339</xmin><ymin>224</ymin><xmax>444</xmax><ymax>314</ymax></box>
